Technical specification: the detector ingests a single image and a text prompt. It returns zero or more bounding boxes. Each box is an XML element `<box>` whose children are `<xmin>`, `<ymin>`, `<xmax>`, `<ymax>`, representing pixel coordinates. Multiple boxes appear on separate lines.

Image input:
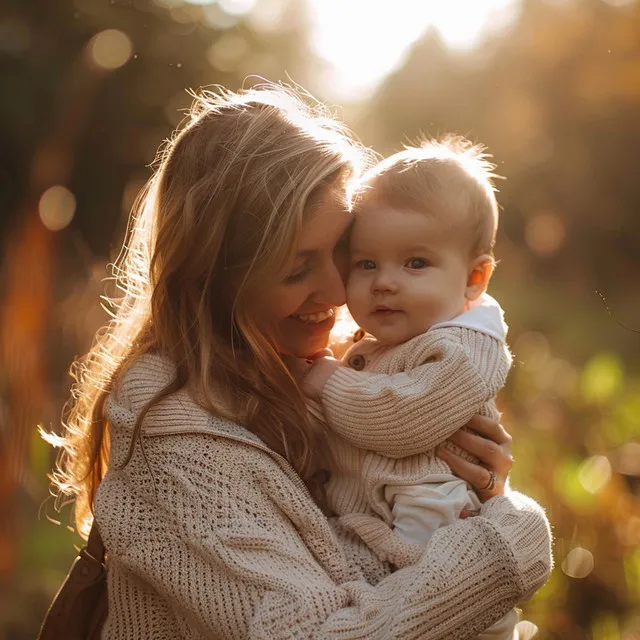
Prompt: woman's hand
<box><xmin>436</xmin><ymin>415</ymin><xmax>513</xmax><ymax>503</ymax></box>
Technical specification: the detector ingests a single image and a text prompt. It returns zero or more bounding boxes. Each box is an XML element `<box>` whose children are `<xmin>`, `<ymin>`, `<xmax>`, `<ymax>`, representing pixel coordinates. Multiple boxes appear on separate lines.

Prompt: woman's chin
<box><xmin>276</xmin><ymin>315</ymin><xmax>334</xmax><ymax>357</ymax></box>
<box><xmin>281</xmin><ymin>338</ymin><xmax>330</xmax><ymax>359</ymax></box>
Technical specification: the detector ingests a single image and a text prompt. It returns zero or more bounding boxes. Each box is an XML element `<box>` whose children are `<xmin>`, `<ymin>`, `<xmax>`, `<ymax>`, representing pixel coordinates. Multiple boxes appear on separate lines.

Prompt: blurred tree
<box><xmin>0</xmin><ymin>0</ymin><xmax>319</xmax><ymax>252</ymax></box>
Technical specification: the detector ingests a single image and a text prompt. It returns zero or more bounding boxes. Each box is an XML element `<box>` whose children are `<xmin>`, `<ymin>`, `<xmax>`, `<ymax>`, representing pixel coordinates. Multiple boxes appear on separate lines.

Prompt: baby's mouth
<box><xmin>291</xmin><ymin>308</ymin><xmax>335</xmax><ymax>324</ymax></box>
<box><xmin>372</xmin><ymin>305</ymin><xmax>401</xmax><ymax>315</ymax></box>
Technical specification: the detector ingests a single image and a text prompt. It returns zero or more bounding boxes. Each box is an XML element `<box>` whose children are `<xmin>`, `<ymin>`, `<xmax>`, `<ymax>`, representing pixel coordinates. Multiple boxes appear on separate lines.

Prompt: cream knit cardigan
<box><xmin>95</xmin><ymin>353</ymin><xmax>552</xmax><ymax>639</ymax></box>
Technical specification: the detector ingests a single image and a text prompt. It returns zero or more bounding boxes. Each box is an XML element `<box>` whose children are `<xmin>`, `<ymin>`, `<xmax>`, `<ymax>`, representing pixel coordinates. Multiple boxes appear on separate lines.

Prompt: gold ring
<box><xmin>482</xmin><ymin>470</ymin><xmax>497</xmax><ymax>491</ymax></box>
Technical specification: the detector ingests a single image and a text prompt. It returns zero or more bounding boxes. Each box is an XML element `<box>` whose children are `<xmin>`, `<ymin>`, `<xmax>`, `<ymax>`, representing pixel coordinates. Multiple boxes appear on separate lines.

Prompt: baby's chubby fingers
<box><xmin>300</xmin><ymin>356</ymin><xmax>344</xmax><ymax>401</ymax></box>
<box><xmin>308</xmin><ymin>348</ymin><xmax>334</xmax><ymax>360</ymax></box>
<box><xmin>282</xmin><ymin>355</ymin><xmax>313</xmax><ymax>382</ymax></box>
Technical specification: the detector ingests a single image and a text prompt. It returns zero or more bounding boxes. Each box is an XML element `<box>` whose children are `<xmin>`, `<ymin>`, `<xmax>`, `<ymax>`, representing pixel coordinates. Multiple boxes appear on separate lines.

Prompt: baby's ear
<box><xmin>465</xmin><ymin>255</ymin><xmax>494</xmax><ymax>302</ymax></box>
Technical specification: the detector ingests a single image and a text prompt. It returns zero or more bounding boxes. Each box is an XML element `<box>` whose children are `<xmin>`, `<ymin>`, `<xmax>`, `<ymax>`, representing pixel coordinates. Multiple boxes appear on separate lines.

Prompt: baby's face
<box><xmin>347</xmin><ymin>207</ymin><xmax>470</xmax><ymax>345</ymax></box>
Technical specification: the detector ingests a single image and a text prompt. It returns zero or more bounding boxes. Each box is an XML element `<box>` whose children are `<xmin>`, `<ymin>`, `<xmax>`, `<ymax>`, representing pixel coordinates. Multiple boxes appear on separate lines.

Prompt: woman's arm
<box><xmin>311</xmin><ymin>330</ymin><xmax>508</xmax><ymax>458</ymax></box>
<box><xmin>100</xmin><ymin>432</ymin><xmax>552</xmax><ymax>639</ymax></box>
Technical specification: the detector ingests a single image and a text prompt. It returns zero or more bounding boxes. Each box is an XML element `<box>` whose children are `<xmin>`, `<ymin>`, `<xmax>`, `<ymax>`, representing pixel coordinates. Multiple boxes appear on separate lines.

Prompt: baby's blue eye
<box><xmin>406</xmin><ymin>257</ymin><xmax>430</xmax><ymax>269</ymax></box>
<box><xmin>356</xmin><ymin>259</ymin><xmax>376</xmax><ymax>270</ymax></box>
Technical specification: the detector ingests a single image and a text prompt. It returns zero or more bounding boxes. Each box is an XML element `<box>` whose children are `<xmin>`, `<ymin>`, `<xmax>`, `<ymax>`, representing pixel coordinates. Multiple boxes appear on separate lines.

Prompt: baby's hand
<box><xmin>300</xmin><ymin>356</ymin><xmax>344</xmax><ymax>401</ymax></box>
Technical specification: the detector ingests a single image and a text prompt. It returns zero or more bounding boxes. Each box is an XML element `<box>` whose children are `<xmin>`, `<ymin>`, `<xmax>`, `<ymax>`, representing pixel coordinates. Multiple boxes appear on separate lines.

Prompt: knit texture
<box><xmin>95</xmin><ymin>353</ymin><xmax>551</xmax><ymax>639</ymax></box>
<box><xmin>321</xmin><ymin>322</ymin><xmax>512</xmax><ymax>528</ymax></box>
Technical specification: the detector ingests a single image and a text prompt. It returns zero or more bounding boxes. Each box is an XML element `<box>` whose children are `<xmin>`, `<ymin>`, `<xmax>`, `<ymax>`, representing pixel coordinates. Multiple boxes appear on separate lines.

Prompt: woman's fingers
<box><xmin>466</xmin><ymin>414</ymin><xmax>512</xmax><ymax>446</ymax></box>
<box><xmin>437</xmin><ymin>417</ymin><xmax>515</xmax><ymax>502</ymax></box>
<box><xmin>448</xmin><ymin>429</ymin><xmax>513</xmax><ymax>475</ymax></box>
<box><xmin>436</xmin><ymin>447</ymin><xmax>497</xmax><ymax>493</ymax></box>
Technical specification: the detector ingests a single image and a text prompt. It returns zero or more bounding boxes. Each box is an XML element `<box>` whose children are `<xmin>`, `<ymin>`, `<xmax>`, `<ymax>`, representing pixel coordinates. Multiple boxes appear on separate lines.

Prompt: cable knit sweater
<box><xmin>320</xmin><ymin>296</ymin><xmax>513</xmax><ymax>549</ymax></box>
<box><xmin>95</xmin><ymin>353</ymin><xmax>552</xmax><ymax>639</ymax></box>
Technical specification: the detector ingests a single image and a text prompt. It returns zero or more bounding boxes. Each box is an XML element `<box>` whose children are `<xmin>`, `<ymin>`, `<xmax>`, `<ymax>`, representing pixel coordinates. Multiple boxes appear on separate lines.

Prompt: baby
<box><xmin>301</xmin><ymin>137</ymin><xmax>518</xmax><ymax>639</ymax></box>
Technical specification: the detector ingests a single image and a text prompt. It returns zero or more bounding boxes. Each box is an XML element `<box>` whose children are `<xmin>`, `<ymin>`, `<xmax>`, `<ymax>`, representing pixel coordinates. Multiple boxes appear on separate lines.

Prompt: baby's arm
<box><xmin>300</xmin><ymin>356</ymin><xmax>345</xmax><ymax>401</ymax></box>
<box><xmin>304</xmin><ymin>329</ymin><xmax>509</xmax><ymax>459</ymax></box>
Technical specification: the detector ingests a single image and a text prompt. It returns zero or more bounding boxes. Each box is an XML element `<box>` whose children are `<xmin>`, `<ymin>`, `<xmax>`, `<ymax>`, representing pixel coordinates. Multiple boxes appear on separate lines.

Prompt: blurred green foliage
<box><xmin>1</xmin><ymin>0</ymin><xmax>639</xmax><ymax>638</ymax></box>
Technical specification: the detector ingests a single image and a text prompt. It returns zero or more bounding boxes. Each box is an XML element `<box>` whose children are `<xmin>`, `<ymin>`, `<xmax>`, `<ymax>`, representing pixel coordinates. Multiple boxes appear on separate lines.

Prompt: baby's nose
<box><xmin>371</xmin><ymin>271</ymin><xmax>398</xmax><ymax>293</ymax></box>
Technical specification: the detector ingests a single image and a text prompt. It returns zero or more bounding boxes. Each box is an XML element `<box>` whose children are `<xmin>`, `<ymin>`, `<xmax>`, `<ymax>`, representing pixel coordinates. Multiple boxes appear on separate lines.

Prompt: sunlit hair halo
<box><xmin>44</xmin><ymin>83</ymin><xmax>365</xmax><ymax>535</ymax></box>
<box><xmin>352</xmin><ymin>134</ymin><xmax>502</xmax><ymax>259</ymax></box>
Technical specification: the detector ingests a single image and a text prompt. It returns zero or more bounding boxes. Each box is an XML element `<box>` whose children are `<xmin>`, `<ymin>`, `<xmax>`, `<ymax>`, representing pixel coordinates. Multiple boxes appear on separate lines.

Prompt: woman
<box><xmin>51</xmin><ymin>85</ymin><xmax>551</xmax><ymax>638</ymax></box>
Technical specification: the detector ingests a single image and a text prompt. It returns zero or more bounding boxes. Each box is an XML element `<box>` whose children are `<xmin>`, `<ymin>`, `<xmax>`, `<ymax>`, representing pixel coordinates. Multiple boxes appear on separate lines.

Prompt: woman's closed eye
<box><xmin>405</xmin><ymin>257</ymin><xmax>431</xmax><ymax>270</ymax></box>
<box><xmin>284</xmin><ymin>263</ymin><xmax>312</xmax><ymax>284</ymax></box>
<box><xmin>354</xmin><ymin>259</ymin><xmax>376</xmax><ymax>270</ymax></box>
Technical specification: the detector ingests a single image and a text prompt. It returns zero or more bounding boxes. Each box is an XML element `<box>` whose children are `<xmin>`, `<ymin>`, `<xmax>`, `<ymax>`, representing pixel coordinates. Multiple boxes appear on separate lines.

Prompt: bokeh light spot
<box><xmin>219</xmin><ymin>0</ymin><xmax>256</xmax><ymax>15</ymax></box>
<box><xmin>247</xmin><ymin>0</ymin><xmax>286</xmax><ymax>32</ymax></box>
<box><xmin>515</xmin><ymin>621</ymin><xmax>539</xmax><ymax>640</ymax></box>
<box><xmin>206</xmin><ymin>34</ymin><xmax>249</xmax><ymax>71</ymax></box>
<box><xmin>554</xmin><ymin>458</ymin><xmax>594</xmax><ymax>510</ymax></box>
<box><xmin>562</xmin><ymin>547</ymin><xmax>594</xmax><ymax>579</ymax></box>
<box><xmin>581</xmin><ymin>352</ymin><xmax>623</xmax><ymax>404</ymax></box>
<box><xmin>87</xmin><ymin>29</ymin><xmax>133</xmax><ymax>71</ymax></box>
<box><xmin>38</xmin><ymin>186</ymin><xmax>76</xmax><ymax>232</ymax></box>
<box><xmin>578</xmin><ymin>455</ymin><xmax>612</xmax><ymax>494</ymax></box>
<box><xmin>525</xmin><ymin>210</ymin><xmax>566</xmax><ymax>256</ymax></box>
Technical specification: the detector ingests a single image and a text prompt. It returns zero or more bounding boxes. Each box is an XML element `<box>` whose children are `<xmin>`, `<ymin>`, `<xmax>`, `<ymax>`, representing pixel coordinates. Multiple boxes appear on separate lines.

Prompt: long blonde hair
<box><xmin>46</xmin><ymin>84</ymin><xmax>365</xmax><ymax>536</ymax></box>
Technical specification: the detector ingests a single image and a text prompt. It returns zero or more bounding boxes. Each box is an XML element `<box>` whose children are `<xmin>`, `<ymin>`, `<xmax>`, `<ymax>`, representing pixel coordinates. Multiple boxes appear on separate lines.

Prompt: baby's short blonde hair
<box><xmin>353</xmin><ymin>135</ymin><xmax>500</xmax><ymax>258</ymax></box>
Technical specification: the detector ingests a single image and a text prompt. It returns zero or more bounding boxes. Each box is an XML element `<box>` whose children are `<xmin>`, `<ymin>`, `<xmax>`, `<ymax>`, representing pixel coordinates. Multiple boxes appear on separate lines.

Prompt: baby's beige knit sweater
<box><xmin>319</xmin><ymin>315</ymin><xmax>512</xmax><ymax>557</ymax></box>
<box><xmin>95</xmin><ymin>353</ymin><xmax>551</xmax><ymax>639</ymax></box>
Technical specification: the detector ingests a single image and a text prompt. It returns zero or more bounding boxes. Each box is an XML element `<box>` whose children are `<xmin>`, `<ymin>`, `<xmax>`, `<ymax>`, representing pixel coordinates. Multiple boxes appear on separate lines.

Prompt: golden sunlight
<box><xmin>307</xmin><ymin>0</ymin><xmax>520</xmax><ymax>99</ymax></box>
<box><xmin>329</xmin><ymin>306</ymin><xmax>359</xmax><ymax>358</ymax></box>
<box><xmin>182</xmin><ymin>0</ymin><xmax>520</xmax><ymax>99</ymax></box>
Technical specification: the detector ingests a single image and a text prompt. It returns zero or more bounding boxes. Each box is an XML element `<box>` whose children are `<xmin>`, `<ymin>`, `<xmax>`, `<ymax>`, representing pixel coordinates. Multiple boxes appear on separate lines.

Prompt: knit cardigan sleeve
<box><xmin>321</xmin><ymin>328</ymin><xmax>510</xmax><ymax>458</ymax></box>
<box><xmin>97</xmin><ymin>430</ymin><xmax>551</xmax><ymax>640</ymax></box>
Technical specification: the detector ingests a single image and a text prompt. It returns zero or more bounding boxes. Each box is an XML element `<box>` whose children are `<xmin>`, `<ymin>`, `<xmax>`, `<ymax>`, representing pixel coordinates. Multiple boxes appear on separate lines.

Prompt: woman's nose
<box><xmin>316</xmin><ymin>261</ymin><xmax>347</xmax><ymax>307</ymax></box>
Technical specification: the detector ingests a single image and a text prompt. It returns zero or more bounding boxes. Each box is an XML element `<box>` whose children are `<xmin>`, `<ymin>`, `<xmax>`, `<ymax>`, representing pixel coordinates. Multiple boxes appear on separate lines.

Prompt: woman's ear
<box><xmin>465</xmin><ymin>255</ymin><xmax>495</xmax><ymax>302</ymax></box>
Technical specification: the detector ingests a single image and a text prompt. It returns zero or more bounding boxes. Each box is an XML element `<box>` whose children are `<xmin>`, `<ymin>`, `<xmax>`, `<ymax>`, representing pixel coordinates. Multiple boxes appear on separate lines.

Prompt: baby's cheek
<box><xmin>345</xmin><ymin>276</ymin><xmax>369</xmax><ymax>322</ymax></box>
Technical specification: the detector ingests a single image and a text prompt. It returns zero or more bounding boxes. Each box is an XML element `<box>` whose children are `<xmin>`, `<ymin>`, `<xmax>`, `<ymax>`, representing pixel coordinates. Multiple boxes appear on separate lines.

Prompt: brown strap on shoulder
<box><xmin>86</xmin><ymin>519</ymin><xmax>105</xmax><ymax>563</ymax></box>
<box><xmin>37</xmin><ymin>518</ymin><xmax>108</xmax><ymax>640</ymax></box>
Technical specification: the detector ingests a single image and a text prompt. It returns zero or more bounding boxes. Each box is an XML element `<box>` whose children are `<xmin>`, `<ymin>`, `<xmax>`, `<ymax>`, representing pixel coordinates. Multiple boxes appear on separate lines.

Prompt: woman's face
<box><xmin>252</xmin><ymin>189</ymin><xmax>353</xmax><ymax>358</ymax></box>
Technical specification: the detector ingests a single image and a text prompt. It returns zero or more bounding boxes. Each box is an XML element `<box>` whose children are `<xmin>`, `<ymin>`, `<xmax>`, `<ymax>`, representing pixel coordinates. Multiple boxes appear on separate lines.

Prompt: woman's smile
<box><xmin>252</xmin><ymin>188</ymin><xmax>352</xmax><ymax>357</ymax></box>
<box><xmin>291</xmin><ymin>307</ymin><xmax>336</xmax><ymax>324</ymax></box>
